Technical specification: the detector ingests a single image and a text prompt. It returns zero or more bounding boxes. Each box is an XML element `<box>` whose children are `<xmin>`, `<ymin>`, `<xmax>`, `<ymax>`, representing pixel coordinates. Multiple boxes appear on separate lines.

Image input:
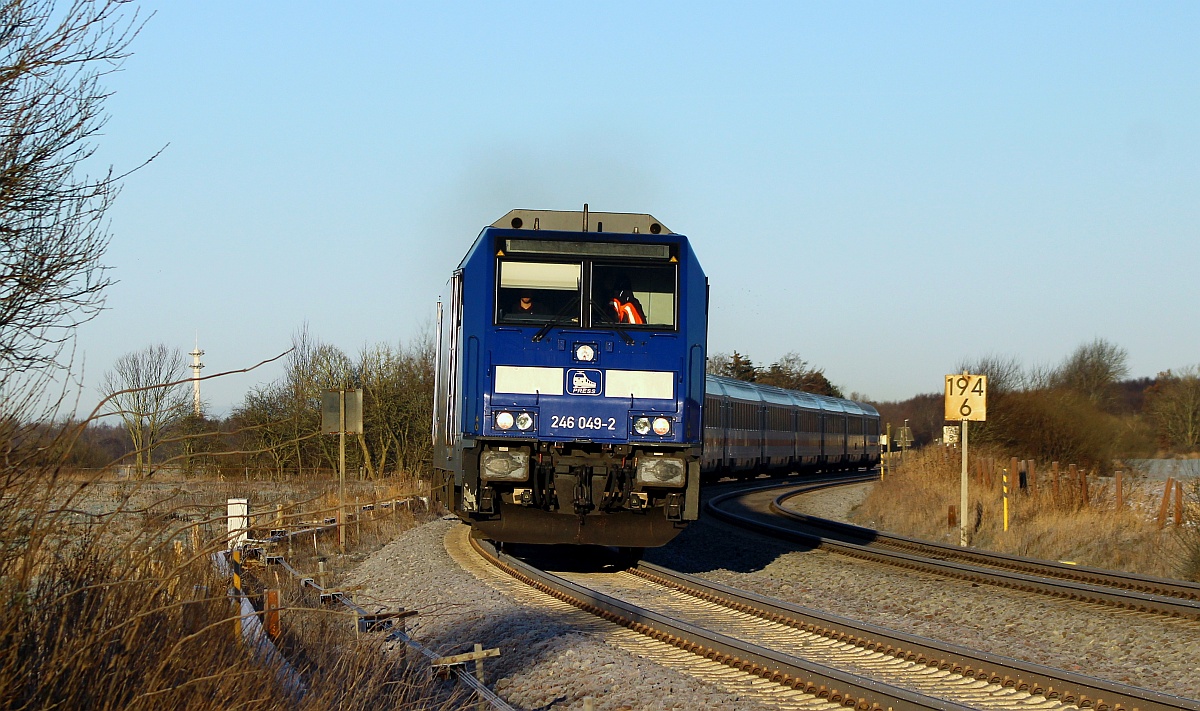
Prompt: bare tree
<box><xmin>0</xmin><ymin>1</ymin><xmax>143</xmax><ymax>377</ymax></box>
<box><xmin>706</xmin><ymin>351</ymin><xmax>756</xmax><ymax>381</ymax></box>
<box><xmin>100</xmin><ymin>344</ymin><xmax>188</xmax><ymax>477</ymax></box>
<box><xmin>1053</xmin><ymin>338</ymin><xmax>1130</xmax><ymax>407</ymax></box>
<box><xmin>1146</xmin><ymin>366</ymin><xmax>1200</xmax><ymax>450</ymax></box>
<box><xmin>756</xmin><ymin>351</ymin><xmax>843</xmax><ymax>397</ymax></box>
<box><xmin>953</xmin><ymin>354</ymin><xmax>1026</xmax><ymax>394</ymax></box>
<box><xmin>358</xmin><ymin>331</ymin><xmax>434</xmax><ymax>478</ymax></box>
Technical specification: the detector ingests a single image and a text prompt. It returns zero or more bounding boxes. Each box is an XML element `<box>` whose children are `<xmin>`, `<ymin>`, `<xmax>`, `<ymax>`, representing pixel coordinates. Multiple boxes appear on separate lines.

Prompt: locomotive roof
<box><xmin>492</xmin><ymin>209</ymin><xmax>673</xmax><ymax>235</ymax></box>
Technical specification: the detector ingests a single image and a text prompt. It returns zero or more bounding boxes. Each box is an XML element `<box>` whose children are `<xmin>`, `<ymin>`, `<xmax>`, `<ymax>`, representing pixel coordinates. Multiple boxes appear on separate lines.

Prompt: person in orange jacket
<box><xmin>609</xmin><ymin>278</ymin><xmax>645</xmax><ymax>324</ymax></box>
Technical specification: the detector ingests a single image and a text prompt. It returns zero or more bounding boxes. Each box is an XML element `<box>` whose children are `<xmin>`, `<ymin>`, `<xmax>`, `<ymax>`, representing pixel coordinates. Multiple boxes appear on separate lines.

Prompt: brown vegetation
<box><xmin>0</xmin><ymin>467</ymin><xmax>467</xmax><ymax>710</ymax></box>
<box><xmin>853</xmin><ymin>448</ymin><xmax>1200</xmax><ymax>580</ymax></box>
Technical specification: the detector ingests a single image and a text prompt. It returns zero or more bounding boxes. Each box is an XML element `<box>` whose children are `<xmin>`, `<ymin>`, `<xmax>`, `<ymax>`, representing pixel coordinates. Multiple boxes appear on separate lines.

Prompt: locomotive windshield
<box><xmin>496</xmin><ymin>256</ymin><xmax>677</xmax><ymax>329</ymax></box>
<box><xmin>496</xmin><ymin>261</ymin><xmax>582</xmax><ymax>324</ymax></box>
<box><xmin>591</xmin><ymin>263</ymin><xmax>675</xmax><ymax>327</ymax></box>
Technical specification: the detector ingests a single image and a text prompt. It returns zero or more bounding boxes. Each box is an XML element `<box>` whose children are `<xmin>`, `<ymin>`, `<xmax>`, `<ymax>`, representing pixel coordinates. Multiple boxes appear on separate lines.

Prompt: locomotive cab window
<box><xmin>591</xmin><ymin>263</ymin><xmax>676</xmax><ymax>328</ymax></box>
<box><xmin>496</xmin><ymin>261</ymin><xmax>582</xmax><ymax>324</ymax></box>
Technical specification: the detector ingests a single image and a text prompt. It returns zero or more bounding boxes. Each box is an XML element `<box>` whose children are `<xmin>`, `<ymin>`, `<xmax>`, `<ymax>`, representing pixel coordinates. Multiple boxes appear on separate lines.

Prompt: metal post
<box><xmin>959</xmin><ymin>419</ymin><xmax>969</xmax><ymax>547</ymax></box>
<box><xmin>1002</xmin><ymin>467</ymin><xmax>1010</xmax><ymax>532</ymax></box>
<box><xmin>885</xmin><ymin>423</ymin><xmax>891</xmax><ymax>480</ymax></box>
<box><xmin>231</xmin><ymin>548</ymin><xmax>243</xmax><ymax>640</ymax></box>
<box><xmin>339</xmin><ymin>390</ymin><xmax>346</xmax><ymax>554</ymax></box>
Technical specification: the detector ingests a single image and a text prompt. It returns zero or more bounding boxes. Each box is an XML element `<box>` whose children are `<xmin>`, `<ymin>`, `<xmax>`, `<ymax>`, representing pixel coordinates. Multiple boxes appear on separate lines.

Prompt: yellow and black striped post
<box><xmin>1002</xmin><ymin>468</ymin><xmax>1010</xmax><ymax>532</ymax></box>
<box><xmin>231</xmin><ymin>548</ymin><xmax>243</xmax><ymax>639</ymax></box>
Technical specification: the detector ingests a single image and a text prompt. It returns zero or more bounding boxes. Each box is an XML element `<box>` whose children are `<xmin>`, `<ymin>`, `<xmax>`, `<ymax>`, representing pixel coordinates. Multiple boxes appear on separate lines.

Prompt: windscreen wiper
<box><xmin>532</xmin><ymin>296</ymin><xmax>580</xmax><ymax>342</ymax></box>
<box><xmin>590</xmin><ymin>300</ymin><xmax>635</xmax><ymax>345</ymax></box>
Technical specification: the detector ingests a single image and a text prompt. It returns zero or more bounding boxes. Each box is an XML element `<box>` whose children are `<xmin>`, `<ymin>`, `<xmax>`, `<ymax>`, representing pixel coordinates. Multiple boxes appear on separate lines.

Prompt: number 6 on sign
<box><xmin>945</xmin><ymin>373</ymin><xmax>987</xmax><ymax>421</ymax></box>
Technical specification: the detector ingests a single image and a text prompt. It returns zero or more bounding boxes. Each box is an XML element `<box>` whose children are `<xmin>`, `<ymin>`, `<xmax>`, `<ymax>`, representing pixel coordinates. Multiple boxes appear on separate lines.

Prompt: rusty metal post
<box><xmin>948</xmin><ymin>505</ymin><xmax>957</xmax><ymax>528</ymax></box>
<box><xmin>265</xmin><ymin>589</ymin><xmax>281</xmax><ymax>639</ymax></box>
<box><xmin>1068</xmin><ymin>464</ymin><xmax>1078</xmax><ymax>504</ymax></box>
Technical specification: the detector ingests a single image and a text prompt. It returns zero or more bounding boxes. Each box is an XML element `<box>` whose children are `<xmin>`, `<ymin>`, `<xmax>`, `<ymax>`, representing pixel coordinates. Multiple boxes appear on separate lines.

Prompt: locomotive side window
<box><xmin>496</xmin><ymin>260</ymin><xmax>582</xmax><ymax>324</ymax></box>
<box><xmin>591</xmin><ymin>263</ymin><xmax>677</xmax><ymax>328</ymax></box>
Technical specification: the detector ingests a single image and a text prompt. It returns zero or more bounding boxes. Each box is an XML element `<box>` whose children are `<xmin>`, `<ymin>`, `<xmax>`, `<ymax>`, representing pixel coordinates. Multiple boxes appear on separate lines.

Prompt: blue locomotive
<box><xmin>433</xmin><ymin>208</ymin><xmax>708</xmax><ymax>547</ymax></box>
<box><xmin>434</xmin><ymin>208</ymin><xmax>881</xmax><ymax>549</ymax></box>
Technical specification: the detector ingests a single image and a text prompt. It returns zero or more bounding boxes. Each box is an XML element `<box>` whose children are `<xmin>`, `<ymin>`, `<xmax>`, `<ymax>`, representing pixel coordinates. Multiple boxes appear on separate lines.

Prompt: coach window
<box><xmin>496</xmin><ymin>261</ymin><xmax>582</xmax><ymax>324</ymax></box>
<box><xmin>591</xmin><ymin>263</ymin><xmax>677</xmax><ymax>328</ymax></box>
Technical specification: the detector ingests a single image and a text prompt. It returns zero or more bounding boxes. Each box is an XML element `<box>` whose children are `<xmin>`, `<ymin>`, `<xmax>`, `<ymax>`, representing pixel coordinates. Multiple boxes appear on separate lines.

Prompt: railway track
<box><xmin>469</xmin><ymin>532</ymin><xmax>1199</xmax><ymax>711</ymax></box>
<box><xmin>705</xmin><ymin>478</ymin><xmax>1200</xmax><ymax>620</ymax></box>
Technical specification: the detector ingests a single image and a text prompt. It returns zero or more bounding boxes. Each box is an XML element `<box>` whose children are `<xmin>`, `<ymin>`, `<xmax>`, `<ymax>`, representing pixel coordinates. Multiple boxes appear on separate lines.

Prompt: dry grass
<box><xmin>0</xmin><ymin>466</ymin><xmax>471</xmax><ymax>710</ymax></box>
<box><xmin>854</xmin><ymin>448</ymin><xmax>1200</xmax><ymax>580</ymax></box>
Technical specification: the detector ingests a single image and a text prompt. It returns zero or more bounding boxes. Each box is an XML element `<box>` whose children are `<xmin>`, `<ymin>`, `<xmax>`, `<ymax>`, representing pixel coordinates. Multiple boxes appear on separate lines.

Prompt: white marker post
<box><xmin>944</xmin><ymin>372</ymin><xmax>986</xmax><ymax>547</ymax></box>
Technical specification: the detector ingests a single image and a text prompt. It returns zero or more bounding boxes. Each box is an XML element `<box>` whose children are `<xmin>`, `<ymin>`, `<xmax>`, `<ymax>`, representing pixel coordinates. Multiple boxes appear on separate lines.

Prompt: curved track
<box><xmin>469</xmin><ymin>533</ymin><xmax>1199</xmax><ymax>711</ymax></box>
<box><xmin>706</xmin><ymin>478</ymin><xmax>1200</xmax><ymax>620</ymax></box>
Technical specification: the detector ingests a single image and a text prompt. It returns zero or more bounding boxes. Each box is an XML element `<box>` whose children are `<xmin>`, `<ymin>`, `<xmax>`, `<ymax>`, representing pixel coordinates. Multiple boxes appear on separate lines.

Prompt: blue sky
<box><xmin>73</xmin><ymin>2</ymin><xmax>1199</xmax><ymax>414</ymax></box>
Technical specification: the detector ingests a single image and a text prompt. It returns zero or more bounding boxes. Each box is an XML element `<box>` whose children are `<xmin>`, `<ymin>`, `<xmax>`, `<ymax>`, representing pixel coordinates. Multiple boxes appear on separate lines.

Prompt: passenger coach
<box><xmin>433</xmin><ymin>208</ymin><xmax>708</xmax><ymax>547</ymax></box>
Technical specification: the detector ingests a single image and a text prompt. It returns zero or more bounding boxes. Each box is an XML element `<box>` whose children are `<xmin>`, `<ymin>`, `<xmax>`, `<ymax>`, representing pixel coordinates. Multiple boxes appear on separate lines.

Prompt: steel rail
<box><xmin>470</xmin><ymin>536</ymin><xmax>978</xmax><ymax>711</ymax></box>
<box><xmin>632</xmin><ymin>560</ymin><xmax>1200</xmax><ymax>711</ymax></box>
<box><xmin>706</xmin><ymin>483</ymin><xmax>1200</xmax><ymax>619</ymax></box>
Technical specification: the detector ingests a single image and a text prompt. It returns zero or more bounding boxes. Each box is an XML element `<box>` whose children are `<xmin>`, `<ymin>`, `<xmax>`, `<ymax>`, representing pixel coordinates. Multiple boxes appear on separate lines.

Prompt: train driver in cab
<box><xmin>509</xmin><ymin>292</ymin><xmax>542</xmax><ymax>319</ymax></box>
<box><xmin>610</xmin><ymin>277</ymin><xmax>646</xmax><ymax>324</ymax></box>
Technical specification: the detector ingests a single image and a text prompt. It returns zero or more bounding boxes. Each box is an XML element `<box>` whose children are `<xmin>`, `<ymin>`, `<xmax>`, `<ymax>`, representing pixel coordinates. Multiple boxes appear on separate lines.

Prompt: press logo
<box><xmin>567</xmin><ymin>369</ymin><xmax>601</xmax><ymax>396</ymax></box>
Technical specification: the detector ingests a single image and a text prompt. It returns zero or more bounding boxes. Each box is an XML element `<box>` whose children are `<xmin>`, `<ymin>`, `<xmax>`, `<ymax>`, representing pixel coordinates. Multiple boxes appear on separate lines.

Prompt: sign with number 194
<box><xmin>944</xmin><ymin>373</ymin><xmax>987</xmax><ymax>422</ymax></box>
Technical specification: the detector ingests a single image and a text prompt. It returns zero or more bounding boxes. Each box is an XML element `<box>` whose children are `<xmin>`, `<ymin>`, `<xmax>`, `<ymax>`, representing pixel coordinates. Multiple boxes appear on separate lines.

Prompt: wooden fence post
<box><xmin>1158</xmin><ymin>478</ymin><xmax>1175</xmax><ymax>529</ymax></box>
<box><xmin>1011</xmin><ymin>457</ymin><xmax>1020</xmax><ymax>491</ymax></box>
<box><xmin>1068</xmin><ymin>464</ymin><xmax>1078</xmax><ymax>505</ymax></box>
<box><xmin>1175</xmin><ymin>480</ymin><xmax>1185</xmax><ymax>526</ymax></box>
<box><xmin>474</xmin><ymin>642</ymin><xmax>486</xmax><ymax>711</ymax></box>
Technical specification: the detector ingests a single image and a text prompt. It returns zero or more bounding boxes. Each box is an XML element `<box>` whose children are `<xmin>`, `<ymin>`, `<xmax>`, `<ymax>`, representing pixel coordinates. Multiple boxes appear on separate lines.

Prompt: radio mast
<box><xmin>189</xmin><ymin>341</ymin><xmax>204</xmax><ymax>416</ymax></box>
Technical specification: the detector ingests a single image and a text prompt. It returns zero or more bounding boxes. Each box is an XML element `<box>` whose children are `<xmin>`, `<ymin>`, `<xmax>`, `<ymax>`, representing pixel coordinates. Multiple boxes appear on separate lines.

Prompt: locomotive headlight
<box><xmin>633</xmin><ymin>417</ymin><xmax>652</xmax><ymax>435</ymax></box>
<box><xmin>636</xmin><ymin>456</ymin><xmax>686</xmax><ymax>487</ymax></box>
<box><xmin>495</xmin><ymin>411</ymin><xmax>515</xmax><ymax>430</ymax></box>
<box><xmin>652</xmin><ymin>417</ymin><xmax>672</xmax><ymax>436</ymax></box>
<box><xmin>515</xmin><ymin>412</ymin><xmax>534</xmax><ymax>430</ymax></box>
<box><xmin>481</xmin><ymin>448</ymin><xmax>529</xmax><ymax>481</ymax></box>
